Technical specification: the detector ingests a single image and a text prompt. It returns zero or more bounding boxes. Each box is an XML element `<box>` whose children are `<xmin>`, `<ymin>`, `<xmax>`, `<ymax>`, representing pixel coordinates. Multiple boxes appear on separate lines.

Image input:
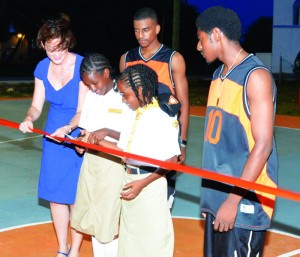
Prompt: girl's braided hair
<box><xmin>118</xmin><ymin>64</ymin><xmax>158</xmax><ymax>106</ymax></box>
<box><xmin>80</xmin><ymin>52</ymin><xmax>115</xmax><ymax>78</ymax></box>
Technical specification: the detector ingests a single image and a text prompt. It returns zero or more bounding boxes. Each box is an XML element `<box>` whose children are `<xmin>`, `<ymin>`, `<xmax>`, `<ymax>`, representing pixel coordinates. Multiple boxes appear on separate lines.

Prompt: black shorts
<box><xmin>204</xmin><ymin>213</ymin><xmax>266</xmax><ymax>257</ymax></box>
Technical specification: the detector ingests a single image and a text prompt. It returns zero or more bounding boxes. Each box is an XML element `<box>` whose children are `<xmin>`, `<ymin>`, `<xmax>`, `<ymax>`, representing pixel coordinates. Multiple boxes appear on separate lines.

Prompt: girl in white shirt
<box><xmin>70</xmin><ymin>53</ymin><xmax>132</xmax><ymax>257</ymax></box>
<box><xmin>86</xmin><ymin>64</ymin><xmax>181</xmax><ymax>257</ymax></box>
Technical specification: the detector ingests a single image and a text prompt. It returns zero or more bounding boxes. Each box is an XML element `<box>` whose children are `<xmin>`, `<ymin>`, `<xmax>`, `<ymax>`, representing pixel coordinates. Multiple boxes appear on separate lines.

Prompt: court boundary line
<box><xmin>172</xmin><ymin>216</ymin><xmax>300</xmax><ymax>239</ymax></box>
<box><xmin>277</xmin><ymin>249</ymin><xmax>300</xmax><ymax>257</ymax></box>
<box><xmin>0</xmin><ymin>134</ymin><xmax>42</xmax><ymax>144</ymax></box>
<box><xmin>1</xmin><ymin>216</ymin><xmax>300</xmax><ymax>240</ymax></box>
<box><xmin>0</xmin><ymin>220</ymin><xmax>52</xmax><ymax>232</ymax></box>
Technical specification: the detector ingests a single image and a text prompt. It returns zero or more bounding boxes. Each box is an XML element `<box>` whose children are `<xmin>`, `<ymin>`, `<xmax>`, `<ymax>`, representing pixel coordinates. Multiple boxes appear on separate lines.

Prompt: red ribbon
<box><xmin>1</xmin><ymin>118</ymin><xmax>300</xmax><ymax>202</ymax></box>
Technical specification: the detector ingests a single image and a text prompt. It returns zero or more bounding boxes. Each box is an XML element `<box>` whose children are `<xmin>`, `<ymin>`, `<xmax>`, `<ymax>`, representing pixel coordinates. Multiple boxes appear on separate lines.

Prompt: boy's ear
<box><xmin>212</xmin><ymin>27</ymin><xmax>222</xmax><ymax>42</ymax></box>
<box><xmin>156</xmin><ymin>24</ymin><xmax>161</xmax><ymax>35</ymax></box>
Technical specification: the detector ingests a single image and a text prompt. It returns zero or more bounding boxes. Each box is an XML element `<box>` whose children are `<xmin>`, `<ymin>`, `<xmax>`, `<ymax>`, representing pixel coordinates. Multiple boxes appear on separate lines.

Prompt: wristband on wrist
<box><xmin>180</xmin><ymin>139</ymin><xmax>187</xmax><ymax>147</ymax></box>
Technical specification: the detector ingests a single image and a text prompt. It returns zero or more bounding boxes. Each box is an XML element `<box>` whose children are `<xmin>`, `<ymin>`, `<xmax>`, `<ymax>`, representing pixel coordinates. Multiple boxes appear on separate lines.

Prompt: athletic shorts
<box><xmin>204</xmin><ymin>213</ymin><xmax>266</xmax><ymax>257</ymax></box>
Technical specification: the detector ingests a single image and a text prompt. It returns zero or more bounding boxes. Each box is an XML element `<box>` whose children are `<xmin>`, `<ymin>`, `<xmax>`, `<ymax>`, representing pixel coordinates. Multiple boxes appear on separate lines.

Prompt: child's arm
<box><xmin>120</xmin><ymin>155</ymin><xmax>178</xmax><ymax>201</ymax></box>
<box><xmin>87</xmin><ymin>128</ymin><xmax>120</xmax><ymax>145</ymax></box>
<box><xmin>74</xmin><ymin>129</ymin><xmax>120</xmax><ymax>154</ymax></box>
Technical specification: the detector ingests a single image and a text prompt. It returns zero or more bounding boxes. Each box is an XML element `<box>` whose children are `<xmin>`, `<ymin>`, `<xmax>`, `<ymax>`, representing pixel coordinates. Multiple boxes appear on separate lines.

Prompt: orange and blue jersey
<box><xmin>124</xmin><ymin>44</ymin><xmax>176</xmax><ymax>94</ymax></box>
<box><xmin>201</xmin><ymin>54</ymin><xmax>278</xmax><ymax>230</ymax></box>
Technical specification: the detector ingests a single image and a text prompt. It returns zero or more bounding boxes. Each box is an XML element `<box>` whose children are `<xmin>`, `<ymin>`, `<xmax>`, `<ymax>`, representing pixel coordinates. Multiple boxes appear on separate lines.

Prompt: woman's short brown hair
<box><xmin>37</xmin><ymin>13</ymin><xmax>76</xmax><ymax>50</ymax></box>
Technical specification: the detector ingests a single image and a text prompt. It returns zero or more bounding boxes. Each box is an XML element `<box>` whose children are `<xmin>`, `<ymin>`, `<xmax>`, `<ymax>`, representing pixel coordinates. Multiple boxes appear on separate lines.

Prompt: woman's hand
<box><xmin>19</xmin><ymin>118</ymin><xmax>33</xmax><ymax>133</ymax></box>
<box><xmin>46</xmin><ymin>125</ymin><xmax>71</xmax><ymax>143</ymax></box>
<box><xmin>51</xmin><ymin>125</ymin><xmax>71</xmax><ymax>138</ymax></box>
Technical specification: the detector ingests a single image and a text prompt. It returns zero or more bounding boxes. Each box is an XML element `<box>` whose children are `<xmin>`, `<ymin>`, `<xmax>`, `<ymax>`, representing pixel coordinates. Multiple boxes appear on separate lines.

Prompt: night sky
<box><xmin>188</xmin><ymin>0</ymin><xmax>273</xmax><ymax>33</ymax></box>
<box><xmin>0</xmin><ymin>0</ymin><xmax>274</xmax><ymax>77</ymax></box>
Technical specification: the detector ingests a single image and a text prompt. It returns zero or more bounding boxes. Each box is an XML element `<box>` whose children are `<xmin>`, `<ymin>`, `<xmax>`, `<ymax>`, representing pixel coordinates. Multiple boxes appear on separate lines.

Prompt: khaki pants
<box><xmin>71</xmin><ymin>151</ymin><xmax>125</xmax><ymax>243</ymax></box>
<box><xmin>118</xmin><ymin>173</ymin><xmax>174</xmax><ymax>257</ymax></box>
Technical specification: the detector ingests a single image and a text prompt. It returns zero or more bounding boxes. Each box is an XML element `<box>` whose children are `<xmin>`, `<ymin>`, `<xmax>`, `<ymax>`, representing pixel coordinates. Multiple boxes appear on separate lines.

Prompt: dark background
<box><xmin>0</xmin><ymin>0</ymin><xmax>272</xmax><ymax>77</ymax></box>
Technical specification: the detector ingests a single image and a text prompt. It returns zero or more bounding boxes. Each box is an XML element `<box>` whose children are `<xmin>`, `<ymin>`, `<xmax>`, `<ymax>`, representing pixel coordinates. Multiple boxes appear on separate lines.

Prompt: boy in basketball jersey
<box><xmin>196</xmin><ymin>6</ymin><xmax>278</xmax><ymax>257</ymax></box>
<box><xmin>120</xmin><ymin>7</ymin><xmax>189</xmax><ymax>208</ymax></box>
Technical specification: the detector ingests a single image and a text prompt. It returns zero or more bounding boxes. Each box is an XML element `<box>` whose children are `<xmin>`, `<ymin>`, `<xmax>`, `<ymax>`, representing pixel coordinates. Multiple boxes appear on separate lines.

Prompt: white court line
<box><xmin>0</xmin><ymin>135</ymin><xmax>42</xmax><ymax>144</ymax></box>
<box><xmin>0</xmin><ymin>217</ymin><xmax>201</xmax><ymax>233</ymax></box>
<box><xmin>173</xmin><ymin>216</ymin><xmax>300</xmax><ymax>240</ymax></box>
<box><xmin>275</xmin><ymin>126</ymin><xmax>300</xmax><ymax>131</ymax></box>
<box><xmin>269</xmin><ymin>228</ymin><xmax>300</xmax><ymax>239</ymax></box>
<box><xmin>1</xmin><ymin>215</ymin><xmax>300</xmax><ymax>256</ymax></box>
<box><xmin>0</xmin><ymin>220</ymin><xmax>51</xmax><ymax>232</ymax></box>
<box><xmin>173</xmin><ymin>215</ymin><xmax>204</xmax><ymax>221</ymax></box>
<box><xmin>277</xmin><ymin>249</ymin><xmax>300</xmax><ymax>257</ymax></box>
<box><xmin>0</xmin><ymin>219</ymin><xmax>299</xmax><ymax>257</ymax></box>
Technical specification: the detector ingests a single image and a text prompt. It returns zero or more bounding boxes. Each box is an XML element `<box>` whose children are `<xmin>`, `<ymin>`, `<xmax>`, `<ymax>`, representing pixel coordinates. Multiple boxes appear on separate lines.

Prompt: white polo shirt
<box><xmin>79</xmin><ymin>89</ymin><xmax>134</xmax><ymax>142</ymax></box>
<box><xmin>117</xmin><ymin>99</ymin><xmax>181</xmax><ymax>166</ymax></box>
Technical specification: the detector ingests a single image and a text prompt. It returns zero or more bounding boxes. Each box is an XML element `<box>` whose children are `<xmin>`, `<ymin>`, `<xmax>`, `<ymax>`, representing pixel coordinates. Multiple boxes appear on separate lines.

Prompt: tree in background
<box><xmin>242</xmin><ymin>17</ymin><xmax>273</xmax><ymax>53</ymax></box>
<box><xmin>0</xmin><ymin>0</ymin><xmax>273</xmax><ymax>77</ymax></box>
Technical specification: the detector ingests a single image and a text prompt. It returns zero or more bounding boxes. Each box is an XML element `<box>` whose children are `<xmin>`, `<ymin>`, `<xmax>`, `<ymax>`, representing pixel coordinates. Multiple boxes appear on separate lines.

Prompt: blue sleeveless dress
<box><xmin>34</xmin><ymin>53</ymin><xmax>84</xmax><ymax>204</ymax></box>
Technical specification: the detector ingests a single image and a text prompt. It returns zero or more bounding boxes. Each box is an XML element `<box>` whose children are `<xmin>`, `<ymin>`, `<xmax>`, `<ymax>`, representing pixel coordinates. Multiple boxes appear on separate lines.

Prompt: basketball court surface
<box><xmin>0</xmin><ymin>99</ymin><xmax>300</xmax><ymax>257</ymax></box>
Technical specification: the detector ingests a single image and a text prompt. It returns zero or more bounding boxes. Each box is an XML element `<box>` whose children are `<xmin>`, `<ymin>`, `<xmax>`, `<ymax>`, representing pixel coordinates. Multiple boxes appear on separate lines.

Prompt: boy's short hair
<box><xmin>196</xmin><ymin>6</ymin><xmax>242</xmax><ymax>42</ymax></box>
<box><xmin>133</xmin><ymin>7</ymin><xmax>158</xmax><ymax>23</ymax></box>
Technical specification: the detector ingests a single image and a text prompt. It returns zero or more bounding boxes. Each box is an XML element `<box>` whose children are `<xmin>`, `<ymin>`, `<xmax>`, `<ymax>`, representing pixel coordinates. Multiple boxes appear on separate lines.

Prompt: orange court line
<box><xmin>1</xmin><ymin>97</ymin><xmax>299</xmax><ymax>129</ymax></box>
<box><xmin>0</xmin><ymin>96</ymin><xmax>32</xmax><ymax>101</ymax></box>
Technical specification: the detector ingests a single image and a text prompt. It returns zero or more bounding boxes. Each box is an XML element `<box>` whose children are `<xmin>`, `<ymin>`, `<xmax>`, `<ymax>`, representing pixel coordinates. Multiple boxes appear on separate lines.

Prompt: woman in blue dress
<box><xmin>19</xmin><ymin>13</ymin><xmax>88</xmax><ymax>257</ymax></box>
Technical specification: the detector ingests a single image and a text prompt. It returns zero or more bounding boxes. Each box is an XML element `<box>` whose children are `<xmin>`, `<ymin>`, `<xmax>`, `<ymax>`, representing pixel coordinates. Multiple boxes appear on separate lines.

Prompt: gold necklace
<box><xmin>216</xmin><ymin>48</ymin><xmax>243</xmax><ymax>106</ymax></box>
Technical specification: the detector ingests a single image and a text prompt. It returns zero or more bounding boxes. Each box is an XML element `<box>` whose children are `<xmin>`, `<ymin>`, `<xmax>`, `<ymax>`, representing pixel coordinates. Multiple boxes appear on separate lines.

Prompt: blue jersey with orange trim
<box><xmin>201</xmin><ymin>54</ymin><xmax>278</xmax><ymax>230</ymax></box>
<box><xmin>124</xmin><ymin>44</ymin><xmax>176</xmax><ymax>94</ymax></box>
